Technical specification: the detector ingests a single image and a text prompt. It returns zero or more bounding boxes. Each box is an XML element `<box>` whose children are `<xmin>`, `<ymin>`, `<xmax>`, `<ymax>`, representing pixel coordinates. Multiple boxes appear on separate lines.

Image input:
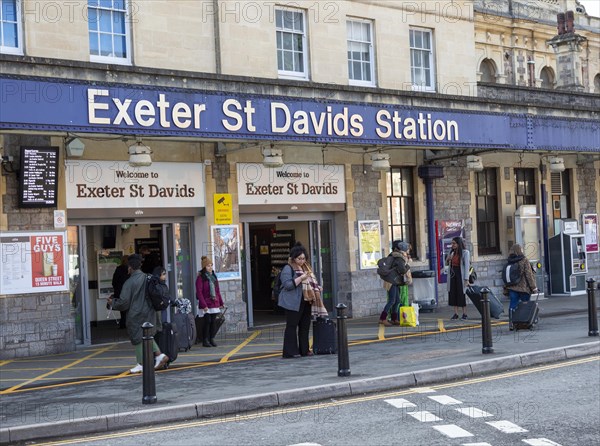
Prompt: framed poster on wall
<box><xmin>582</xmin><ymin>214</ymin><xmax>598</xmax><ymax>253</ymax></box>
<box><xmin>210</xmin><ymin>225</ymin><xmax>241</xmax><ymax>280</ymax></box>
<box><xmin>358</xmin><ymin>220</ymin><xmax>382</xmax><ymax>269</ymax></box>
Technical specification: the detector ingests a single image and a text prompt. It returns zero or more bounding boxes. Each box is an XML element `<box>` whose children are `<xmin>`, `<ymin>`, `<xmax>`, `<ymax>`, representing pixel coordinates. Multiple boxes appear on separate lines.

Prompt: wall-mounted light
<box><xmin>66</xmin><ymin>138</ymin><xmax>85</xmax><ymax>157</ymax></box>
<box><xmin>128</xmin><ymin>141</ymin><xmax>152</xmax><ymax>167</ymax></box>
<box><xmin>262</xmin><ymin>146</ymin><xmax>283</xmax><ymax>168</ymax></box>
<box><xmin>466</xmin><ymin>155</ymin><xmax>484</xmax><ymax>172</ymax></box>
<box><xmin>549</xmin><ymin>157</ymin><xmax>565</xmax><ymax>173</ymax></box>
<box><xmin>371</xmin><ymin>152</ymin><xmax>390</xmax><ymax>171</ymax></box>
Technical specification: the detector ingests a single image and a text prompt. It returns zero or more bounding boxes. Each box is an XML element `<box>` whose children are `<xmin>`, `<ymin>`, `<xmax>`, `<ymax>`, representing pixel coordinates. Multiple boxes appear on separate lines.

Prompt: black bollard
<box><xmin>336</xmin><ymin>304</ymin><xmax>351</xmax><ymax>377</ymax></box>
<box><xmin>480</xmin><ymin>287</ymin><xmax>494</xmax><ymax>354</ymax></box>
<box><xmin>142</xmin><ymin>322</ymin><xmax>157</xmax><ymax>404</ymax></box>
<box><xmin>587</xmin><ymin>279</ymin><xmax>599</xmax><ymax>337</ymax></box>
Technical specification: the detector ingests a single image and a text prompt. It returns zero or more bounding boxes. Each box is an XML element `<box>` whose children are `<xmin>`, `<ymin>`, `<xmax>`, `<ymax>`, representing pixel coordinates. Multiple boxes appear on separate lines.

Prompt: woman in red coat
<box><xmin>195</xmin><ymin>256</ymin><xmax>224</xmax><ymax>347</ymax></box>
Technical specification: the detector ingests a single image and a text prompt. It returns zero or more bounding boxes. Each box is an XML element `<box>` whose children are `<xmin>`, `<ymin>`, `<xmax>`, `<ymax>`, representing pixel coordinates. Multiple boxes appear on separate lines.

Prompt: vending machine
<box><xmin>549</xmin><ymin>219</ymin><xmax>588</xmax><ymax>296</ymax></box>
<box><xmin>514</xmin><ymin>205</ymin><xmax>544</xmax><ymax>293</ymax></box>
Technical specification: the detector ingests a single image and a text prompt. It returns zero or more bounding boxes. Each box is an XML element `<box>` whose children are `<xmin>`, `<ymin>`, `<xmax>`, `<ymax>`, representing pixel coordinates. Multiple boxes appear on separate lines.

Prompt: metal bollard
<box><xmin>336</xmin><ymin>303</ymin><xmax>351</xmax><ymax>377</ymax></box>
<box><xmin>480</xmin><ymin>287</ymin><xmax>494</xmax><ymax>354</ymax></box>
<box><xmin>142</xmin><ymin>322</ymin><xmax>157</xmax><ymax>404</ymax></box>
<box><xmin>587</xmin><ymin>279</ymin><xmax>599</xmax><ymax>337</ymax></box>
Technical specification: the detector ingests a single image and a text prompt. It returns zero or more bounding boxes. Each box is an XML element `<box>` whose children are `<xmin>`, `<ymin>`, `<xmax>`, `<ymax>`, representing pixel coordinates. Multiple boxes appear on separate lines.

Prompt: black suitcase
<box><xmin>466</xmin><ymin>286</ymin><xmax>504</xmax><ymax>319</ymax></box>
<box><xmin>195</xmin><ymin>315</ymin><xmax>205</xmax><ymax>344</ymax></box>
<box><xmin>312</xmin><ymin>318</ymin><xmax>337</xmax><ymax>354</ymax></box>
<box><xmin>173</xmin><ymin>312</ymin><xmax>195</xmax><ymax>351</ymax></box>
<box><xmin>155</xmin><ymin>322</ymin><xmax>178</xmax><ymax>366</ymax></box>
<box><xmin>511</xmin><ymin>294</ymin><xmax>540</xmax><ymax>330</ymax></box>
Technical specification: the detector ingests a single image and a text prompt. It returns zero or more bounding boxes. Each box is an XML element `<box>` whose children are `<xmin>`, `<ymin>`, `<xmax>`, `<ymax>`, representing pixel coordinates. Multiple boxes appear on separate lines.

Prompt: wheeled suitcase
<box><xmin>466</xmin><ymin>286</ymin><xmax>504</xmax><ymax>319</ymax></box>
<box><xmin>312</xmin><ymin>318</ymin><xmax>337</xmax><ymax>354</ymax></box>
<box><xmin>511</xmin><ymin>293</ymin><xmax>540</xmax><ymax>330</ymax></box>
<box><xmin>195</xmin><ymin>315</ymin><xmax>205</xmax><ymax>344</ymax></box>
<box><xmin>173</xmin><ymin>312</ymin><xmax>195</xmax><ymax>351</ymax></box>
<box><xmin>155</xmin><ymin>322</ymin><xmax>178</xmax><ymax>366</ymax></box>
<box><xmin>212</xmin><ymin>307</ymin><xmax>228</xmax><ymax>338</ymax></box>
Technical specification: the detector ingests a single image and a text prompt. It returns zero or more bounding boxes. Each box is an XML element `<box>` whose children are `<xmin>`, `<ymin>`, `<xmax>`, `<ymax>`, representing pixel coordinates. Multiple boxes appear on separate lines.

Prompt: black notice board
<box><xmin>19</xmin><ymin>147</ymin><xmax>59</xmax><ymax>208</ymax></box>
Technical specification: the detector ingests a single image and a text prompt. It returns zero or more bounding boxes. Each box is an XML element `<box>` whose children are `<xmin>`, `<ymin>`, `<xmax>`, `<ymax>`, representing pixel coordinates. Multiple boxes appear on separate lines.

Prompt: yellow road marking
<box><xmin>378</xmin><ymin>324</ymin><xmax>385</xmax><ymax>340</ymax></box>
<box><xmin>1</xmin><ymin>344</ymin><xmax>115</xmax><ymax>393</ymax></box>
<box><xmin>438</xmin><ymin>319</ymin><xmax>446</xmax><ymax>332</ymax></box>
<box><xmin>219</xmin><ymin>331</ymin><xmax>261</xmax><ymax>363</ymax></box>
<box><xmin>34</xmin><ymin>355</ymin><xmax>599</xmax><ymax>446</ymax></box>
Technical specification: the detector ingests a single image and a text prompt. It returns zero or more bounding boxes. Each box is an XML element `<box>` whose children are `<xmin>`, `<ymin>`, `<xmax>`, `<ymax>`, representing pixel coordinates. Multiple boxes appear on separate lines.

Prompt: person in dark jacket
<box><xmin>278</xmin><ymin>242</ymin><xmax>312</xmax><ymax>358</ymax></box>
<box><xmin>445</xmin><ymin>236</ymin><xmax>471</xmax><ymax>320</ymax></box>
<box><xmin>505</xmin><ymin>243</ymin><xmax>538</xmax><ymax>330</ymax></box>
<box><xmin>151</xmin><ymin>266</ymin><xmax>174</xmax><ymax>326</ymax></box>
<box><xmin>378</xmin><ymin>240</ymin><xmax>411</xmax><ymax>326</ymax></box>
<box><xmin>196</xmin><ymin>256</ymin><xmax>224</xmax><ymax>347</ymax></box>
<box><xmin>108</xmin><ymin>254</ymin><xmax>169</xmax><ymax>373</ymax></box>
<box><xmin>111</xmin><ymin>255</ymin><xmax>129</xmax><ymax>329</ymax></box>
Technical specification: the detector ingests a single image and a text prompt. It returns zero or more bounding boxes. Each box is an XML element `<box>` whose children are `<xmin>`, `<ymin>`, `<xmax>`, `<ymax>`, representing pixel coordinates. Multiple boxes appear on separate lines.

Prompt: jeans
<box><xmin>509</xmin><ymin>290</ymin><xmax>531</xmax><ymax>315</ymax></box>
<box><xmin>382</xmin><ymin>285</ymin><xmax>400</xmax><ymax>321</ymax></box>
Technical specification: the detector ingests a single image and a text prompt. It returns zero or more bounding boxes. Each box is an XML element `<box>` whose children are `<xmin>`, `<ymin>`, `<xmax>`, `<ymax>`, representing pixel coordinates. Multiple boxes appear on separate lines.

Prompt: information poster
<box><xmin>583</xmin><ymin>214</ymin><xmax>598</xmax><ymax>253</ymax></box>
<box><xmin>358</xmin><ymin>220</ymin><xmax>382</xmax><ymax>269</ymax></box>
<box><xmin>98</xmin><ymin>251</ymin><xmax>123</xmax><ymax>299</ymax></box>
<box><xmin>210</xmin><ymin>225</ymin><xmax>241</xmax><ymax>280</ymax></box>
<box><xmin>0</xmin><ymin>231</ymin><xmax>69</xmax><ymax>294</ymax></box>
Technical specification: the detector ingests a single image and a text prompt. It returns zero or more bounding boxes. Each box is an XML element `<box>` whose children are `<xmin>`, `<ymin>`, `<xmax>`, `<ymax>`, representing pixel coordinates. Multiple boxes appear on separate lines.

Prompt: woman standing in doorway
<box><xmin>277</xmin><ymin>242</ymin><xmax>312</xmax><ymax>358</ymax></box>
<box><xmin>445</xmin><ymin>236</ymin><xmax>471</xmax><ymax>320</ymax></box>
<box><xmin>196</xmin><ymin>256</ymin><xmax>224</xmax><ymax>347</ymax></box>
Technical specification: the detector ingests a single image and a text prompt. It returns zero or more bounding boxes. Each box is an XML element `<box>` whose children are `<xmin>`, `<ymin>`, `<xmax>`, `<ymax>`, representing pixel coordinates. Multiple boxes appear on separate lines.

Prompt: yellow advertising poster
<box><xmin>214</xmin><ymin>194</ymin><xmax>233</xmax><ymax>225</ymax></box>
<box><xmin>358</xmin><ymin>220</ymin><xmax>382</xmax><ymax>269</ymax></box>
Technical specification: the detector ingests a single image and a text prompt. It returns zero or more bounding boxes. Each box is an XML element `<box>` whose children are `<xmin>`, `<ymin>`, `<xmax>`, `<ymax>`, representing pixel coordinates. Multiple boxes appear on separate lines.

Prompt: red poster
<box><xmin>30</xmin><ymin>234</ymin><xmax>65</xmax><ymax>288</ymax></box>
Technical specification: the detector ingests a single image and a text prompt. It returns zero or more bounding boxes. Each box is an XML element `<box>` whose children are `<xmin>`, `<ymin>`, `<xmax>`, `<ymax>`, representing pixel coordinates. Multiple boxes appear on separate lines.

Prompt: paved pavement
<box><xmin>1</xmin><ymin>292</ymin><xmax>599</xmax><ymax>444</ymax></box>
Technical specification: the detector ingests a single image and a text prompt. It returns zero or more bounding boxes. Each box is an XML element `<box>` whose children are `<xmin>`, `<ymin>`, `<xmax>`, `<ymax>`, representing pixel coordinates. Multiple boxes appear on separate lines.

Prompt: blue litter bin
<box><xmin>411</xmin><ymin>270</ymin><xmax>437</xmax><ymax>312</ymax></box>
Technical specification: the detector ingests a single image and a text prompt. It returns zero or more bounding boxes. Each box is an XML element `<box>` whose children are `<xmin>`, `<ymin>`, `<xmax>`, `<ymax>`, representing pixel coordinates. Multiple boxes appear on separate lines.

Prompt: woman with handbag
<box><xmin>445</xmin><ymin>236</ymin><xmax>471</xmax><ymax>320</ymax></box>
<box><xmin>277</xmin><ymin>242</ymin><xmax>313</xmax><ymax>358</ymax></box>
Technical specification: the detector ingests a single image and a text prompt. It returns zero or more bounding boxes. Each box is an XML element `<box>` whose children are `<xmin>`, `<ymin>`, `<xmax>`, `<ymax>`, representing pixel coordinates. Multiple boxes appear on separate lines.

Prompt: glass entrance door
<box><xmin>309</xmin><ymin>220</ymin><xmax>336</xmax><ymax>313</ymax></box>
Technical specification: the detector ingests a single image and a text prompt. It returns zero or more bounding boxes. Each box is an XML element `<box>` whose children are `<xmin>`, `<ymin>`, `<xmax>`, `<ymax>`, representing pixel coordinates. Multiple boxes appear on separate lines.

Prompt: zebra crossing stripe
<box><xmin>432</xmin><ymin>424</ymin><xmax>474</xmax><ymax>438</ymax></box>
<box><xmin>384</xmin><ymin>398</ymin><xmax>416</xmax><ymax>408</ymax></box>
<box><xmin>486</xmin><ymin>420</ymin><xmax>528</xmax><ymax>433</ymax></box>
<box><xmin>455</xmin><ymin>407</ymin><xmax>494</xmax><ymax>418</ymax></box>
<box><xmin>407</xmin><ymin>410</ymin><xmax>442</xmax><ymax>422</ymax></box>
<box><xmin>522</xmin><ymin>439</ymin><xmax>562</xmax><ymax>446</ymax></box>
<box><xmin>462</xmin><ymin>443</ymin><xmax>493</xmax><ymax>446</ymax></box>
<box><xmin>428</xmin><ymin>395</ymin><xmax>462</xmax><ymax>405</ymax></box>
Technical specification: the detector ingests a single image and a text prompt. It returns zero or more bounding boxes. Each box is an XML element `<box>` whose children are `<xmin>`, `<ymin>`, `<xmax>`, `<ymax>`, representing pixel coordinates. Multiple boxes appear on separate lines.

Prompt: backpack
<box><xmin>272</xmin><ymin>264</ymin><xmax>292</xmax><ymax>302</ymax></box>
<box><xmin>377</xmin><ymin>255</ymin><xmax>408</xmax><ymax>285</ymax></box>
<box><xmin>146</xmin><ymin>275</ymin><xmax>170</xmax><ymax>311</ymax></box>
<box><xmin>502</xmin><ymin>262</ymin><xmax>521</xmax><ymax>286</ymax></box>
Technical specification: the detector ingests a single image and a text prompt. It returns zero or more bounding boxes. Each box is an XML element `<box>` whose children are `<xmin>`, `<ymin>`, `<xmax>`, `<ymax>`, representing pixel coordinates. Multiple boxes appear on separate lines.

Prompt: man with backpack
<box><xmin>377</xmin><ymin>240</ymin><xmax>411</xmax><ymax>326</ymax></box>
<box><xmin>107</xmin><ymin>254</ymin><xmax>169</xmax><ymax>373</ymax></box>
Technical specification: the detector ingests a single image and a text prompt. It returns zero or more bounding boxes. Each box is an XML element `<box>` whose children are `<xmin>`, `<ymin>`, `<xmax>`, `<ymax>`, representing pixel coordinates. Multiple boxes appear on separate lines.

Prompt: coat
<box><xmin>506</xmin><ymin>254</ymin><xmax>537</xmax><ymax>294</ymax></box>
<box><xmin>196</xmin><ymin>271</ymin><xmax>224</xmax><ymax>310</ymax></box>
<box><xmin>445</xmin><ymin>249</ymin><xmax>471</xmax><ymax>292</ymax></box>
<box><xmin>277</xmin><ymin>264</ymin><xmax>303</xmax><ymax>312</ymax></box>
<box><xmin>111</xmin><ymin>269</ymin><xmax>160</xmax><ymax>345</ymax></box>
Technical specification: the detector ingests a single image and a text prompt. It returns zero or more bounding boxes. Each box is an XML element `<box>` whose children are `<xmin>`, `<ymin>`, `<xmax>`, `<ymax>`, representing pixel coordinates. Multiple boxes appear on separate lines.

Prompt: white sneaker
<box><xmin>129</xmin><ymin>364</ymin><xmax>143</xmax><ymax>373</ymax></box>
<box><xmin>154</xmin><ymin>353</ymin><xmax>169</xmax><ymax>370</ymax></box>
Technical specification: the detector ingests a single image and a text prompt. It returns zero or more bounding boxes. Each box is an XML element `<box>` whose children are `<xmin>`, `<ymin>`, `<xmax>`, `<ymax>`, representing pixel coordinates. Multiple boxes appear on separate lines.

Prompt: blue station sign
<box><xmin>1</xmin><ymin>76</ymin><xmax>598</xmax><ymax>151</ymax></box>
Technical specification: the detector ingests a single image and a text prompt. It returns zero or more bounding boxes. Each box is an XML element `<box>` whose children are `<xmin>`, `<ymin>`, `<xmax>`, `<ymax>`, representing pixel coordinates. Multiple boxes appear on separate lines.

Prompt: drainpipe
<box><xmin>213</xmin><ymin>0</ymin><xmax>222</xmax><ymax>74</ymax></box>
<box><xmin>540</xmin><ymin>161</ymin><xmax>551</xmax><ymax>294</ymax></box>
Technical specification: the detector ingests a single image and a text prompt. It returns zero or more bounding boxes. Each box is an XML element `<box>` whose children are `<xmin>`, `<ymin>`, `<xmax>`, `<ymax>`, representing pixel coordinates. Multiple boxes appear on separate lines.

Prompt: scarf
<box><xmin>206</xmin><ymin>272</ymin><xmax>217</xmax><ymax>301</ymax></box>
<box><xmin>299</xmin><ymin>264</ymin><xmax>328</xmax><ymax>318</ymax></box>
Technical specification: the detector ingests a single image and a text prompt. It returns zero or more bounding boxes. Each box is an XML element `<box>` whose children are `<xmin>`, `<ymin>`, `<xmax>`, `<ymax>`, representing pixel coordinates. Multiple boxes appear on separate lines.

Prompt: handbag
<box><xmin>399</xmin><ymin>306</ymin><xmax>417</xmax><ymax>327</ymax></box>
<box><xmin>468</xmin><ymin>266</ymin><xmax>477</xmax><ymax>284</ymax></box>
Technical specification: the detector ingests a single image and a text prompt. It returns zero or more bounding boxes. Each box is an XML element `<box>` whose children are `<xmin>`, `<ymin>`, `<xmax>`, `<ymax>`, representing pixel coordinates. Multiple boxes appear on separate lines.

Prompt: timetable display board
<box><xmin>19</xmin><ymin>147</ymin><xmax>59</xmax><ymax>208</ymax></box>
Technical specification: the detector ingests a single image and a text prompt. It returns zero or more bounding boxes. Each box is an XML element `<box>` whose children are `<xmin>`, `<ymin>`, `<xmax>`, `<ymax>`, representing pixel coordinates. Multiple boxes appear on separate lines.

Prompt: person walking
<box><xmin>196</xmin><ymin>256</ymin><xmax>224</xmax><ymax>347</ymax></box>
<box><xmin>107</xmin><ymin>254</ymin><xmax>169</xmax><ymax>373</ymax></box>
<box><xmin>505</xmin><ymin>243</ymin><xmax>538</xmax><ymax>330</ymax></box>
<box><xmin>278</xmin><ymin>242</ymin><xmax>312</xmax><ymax>358</ymax></box>
<box><xmin>111</xmin><ymin>255</ymin><xmax>129</xmax><ymax>329</ymax></box>
<box><xmin>378</xmin><ymin>240</ymin><xmax>411</xmax><ymax>326</ymax></box>
<box><xmin>445</xmin><ymin>236</ymin><xmax>471</xmax><ymax>320</ymax></box>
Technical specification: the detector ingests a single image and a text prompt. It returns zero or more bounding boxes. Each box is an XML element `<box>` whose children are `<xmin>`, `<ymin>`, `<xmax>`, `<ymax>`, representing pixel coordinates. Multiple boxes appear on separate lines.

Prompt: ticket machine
<box><xmin>514</xmin><ymin>205</ymin><xmax>544</xmax><ymax>292</ymax></box>
<box><xmin>549</xmin><ymin>219</ymin><xmax>587</xmax><ymax>296</ymax></box>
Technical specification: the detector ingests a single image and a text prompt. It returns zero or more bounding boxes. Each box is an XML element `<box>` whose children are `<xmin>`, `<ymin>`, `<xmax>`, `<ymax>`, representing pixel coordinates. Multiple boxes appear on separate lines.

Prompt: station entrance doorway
<box><xmin>243</xmin><ymin>216</ymin><xmax>336</xmax><ymax>328</ymax></box>
<box><xmin>66</xmin><ymin>220</ymin><xmax>195</xmax><ymax>345</ymax></box>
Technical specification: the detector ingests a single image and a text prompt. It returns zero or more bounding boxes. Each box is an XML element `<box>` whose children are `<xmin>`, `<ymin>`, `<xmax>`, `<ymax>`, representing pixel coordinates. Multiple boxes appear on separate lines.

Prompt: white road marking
<box><xmin>455</xmin><ymin>407</ymin><xmax>494</xmax><ymax>418</ymax></box>
<box><xmin>407</xmin><ymin>410</ymin><xmax>442</xmax><ymax>422</ymax></box>
<box><xmin>428</xmin><ymin>395</ymin><xmax>463</xmax><ymax>405</ymax></box>
<box><xmin>411</xmin><ymin>387</ymin><xmax>436</xmax><ymax>393</ymax></box>
<box><xmin>384</xmin><ymin>398</ymin><xmax>416</xmax><ymax>409</ymax></box>
<box><xmin>462</xmin><ymin>443</ymin><xmax>493</xmax><ymax>446</ymax></box>
<box><xmin>288</xmin><ymin>444</ymin><xmax>322</xmax><ymax>446</ymax></box>
<box><xmin>486</xmin><ymin>420</ymin><xmax>529</xmax><ymax>433</ymax></box>
<box><xmin>432</xmin><ymin>424</ymin><xmax>474</xmax><ymax>438</ymax></box>
<box><xmin>522</xmin><ymin>439</ymin><xmax>563</xmax><ymax>446</ymax></box>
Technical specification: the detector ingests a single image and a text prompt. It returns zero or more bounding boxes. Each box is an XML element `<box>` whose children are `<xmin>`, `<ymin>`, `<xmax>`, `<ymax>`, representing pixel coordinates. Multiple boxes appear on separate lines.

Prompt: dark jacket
<box><xmin>277</xmin><ymin>264</ymin><xmax>303</xmax><ymax>312</ymax></box>
<box><xmin>111</xmin><ymin>264</ymin><xmax>129</xmax><ymax>299</ymax></box>
<box><xmin>111</xmin><ymin>270</ymin><xmax>160</xmax><ymax>344</ymax></box>
<box><xmin>195</xmin><ymin>271</ymin><xmax>224</xmax><ymax>310</ymax></box>
<box><xmin>506</xmin><ymin>254</ymin><xmax>537</xmax><ymax>294</ymax></box>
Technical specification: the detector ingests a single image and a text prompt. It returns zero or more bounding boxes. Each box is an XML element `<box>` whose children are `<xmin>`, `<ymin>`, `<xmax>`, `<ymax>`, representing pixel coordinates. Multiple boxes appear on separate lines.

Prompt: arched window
<box><xmin>594</xmin><ymin>74</ymin><xmax>600</xmax><ymax>94</ymax></box>
<box><xmin>540</xmin><ymin>67</ymin><xmax>555</xmax><ymax>89</ymax></box>
<box><xmin>479</xmin><ymin>59</ymin><xmax>496</xmax><ymax>83</ymax></box>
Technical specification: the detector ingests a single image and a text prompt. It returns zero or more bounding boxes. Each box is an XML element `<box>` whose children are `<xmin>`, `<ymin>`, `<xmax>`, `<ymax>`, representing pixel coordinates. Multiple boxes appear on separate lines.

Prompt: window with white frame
<box><xmin>347</xmin><ymin>19</ymin><xmax>375</xmax><ymax>86</ymax></box>
<box><xmin>0</xmin><ymin>0</ymin><xmax>22</xmax><ymax>55</ymax></box>
<box><xmin>276</xmin><ymin>8</ymin><xmax>308</xmax><ymax>79</ymax></box>
<box><xmin>88</xmin><ymin>0</ymin><xmax>130</xmax><ymax>64</ymax></box>
<box><xmin>409</xmin><ymin>28</ymin><xmax>435</xmax><ymax>91</ymax></box>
